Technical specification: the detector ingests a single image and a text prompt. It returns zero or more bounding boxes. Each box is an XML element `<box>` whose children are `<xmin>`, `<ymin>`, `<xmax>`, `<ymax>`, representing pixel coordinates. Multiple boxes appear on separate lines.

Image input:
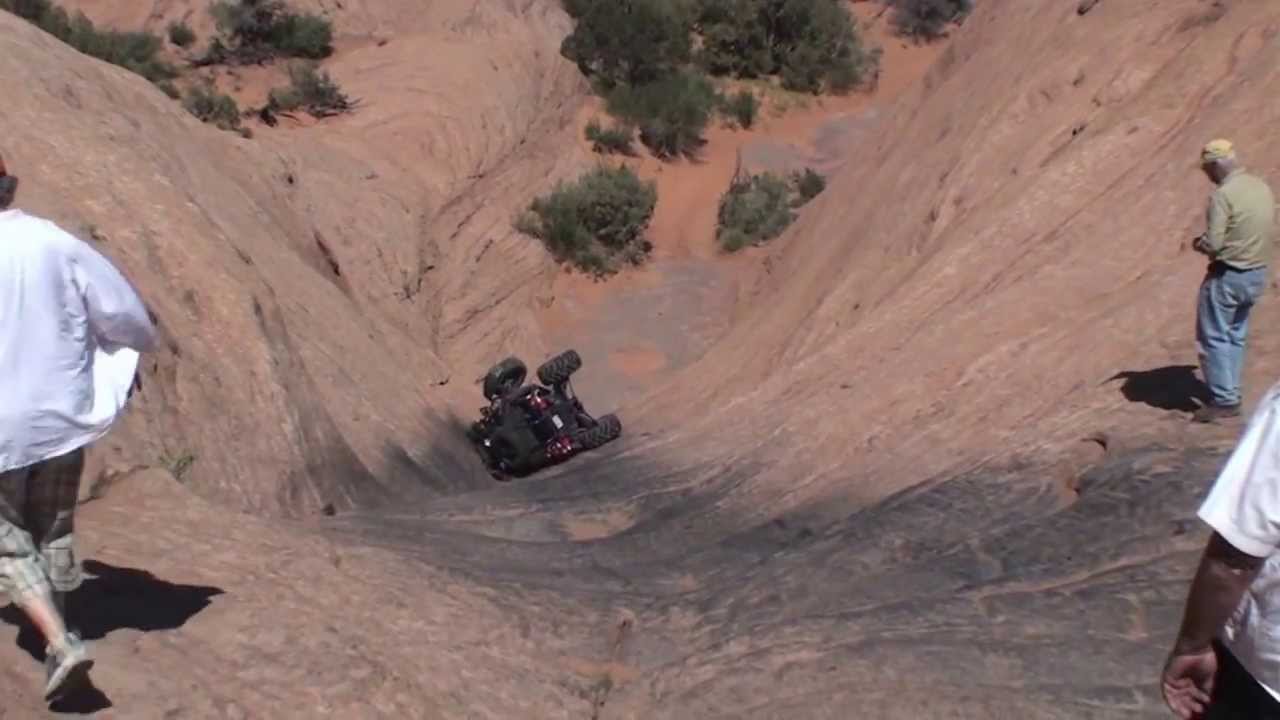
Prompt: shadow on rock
<box><xmin>2</xmin><ymin>559</ymin><xmax>223</xmax><ymax>657</ymax></box>
<box><xmin>1108</xmin><ymin>365</ymin><xmax>1209</xmax><ymax>412</ymax></box>
<box><xmin>48</xmin><ymin>680</ymin><xmax>113</xmax><ymax>715</ymax></box>
<box><xmin>0</xmin><ymin>560</ymin><xmax>223</xmax><ymax>714</ymax></box>
<box><xmin>382</xmin><ymin>408</ymin><xmax>493</xmax><ymax>497</ymax></box>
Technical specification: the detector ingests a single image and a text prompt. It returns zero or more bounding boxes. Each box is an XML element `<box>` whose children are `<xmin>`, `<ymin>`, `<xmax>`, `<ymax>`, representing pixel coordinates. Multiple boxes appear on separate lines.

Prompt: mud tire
<box><xmin>536</xmin><ymin>349</ymin><xmax>583</xmax><ymax>386</ymax></box>
<box><xmin>482</xmin><ymin>357</ymin><xmax>527</xmax><ymax>400</ymax></box>
<box><xmin>574</xmin><ymin>413</ymin><xmax>622</xmax><ymax>451</ymax></box>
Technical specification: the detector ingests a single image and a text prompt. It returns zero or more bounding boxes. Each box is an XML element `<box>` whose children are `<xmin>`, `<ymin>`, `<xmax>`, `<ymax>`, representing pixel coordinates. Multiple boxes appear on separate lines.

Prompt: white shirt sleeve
<box><xmin>65</xmin><ymin>235</ymin><xmax>158</xmax><ymax>354</ymax></box>
<box><xmin>1199</xmin><ymin>392</ymin><xmax>1280</xmax><ymax>558</ymax></box>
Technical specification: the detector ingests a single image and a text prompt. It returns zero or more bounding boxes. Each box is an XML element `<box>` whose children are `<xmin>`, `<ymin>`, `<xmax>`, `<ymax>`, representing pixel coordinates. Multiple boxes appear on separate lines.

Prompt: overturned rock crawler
<box><xmin>466</xmin><ymin>350</ymin><xmax>623</xmax><ymax>480</ymax></box>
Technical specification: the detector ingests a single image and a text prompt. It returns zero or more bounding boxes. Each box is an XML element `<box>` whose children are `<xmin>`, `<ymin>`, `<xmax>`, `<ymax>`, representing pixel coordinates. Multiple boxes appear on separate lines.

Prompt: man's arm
<box><xmin>1171</xmin><ymin>532</ymin><xmax>1266</xmax><ymax>654</ymax></box>
<box><xmin>1195</xmin><ymin>191</ymin><xmax>1230</xmax><ymax>256</ymax></box>
<box><xmin>1163</xmin><ymin>397</ymin><xmax>1280</xmax><ymax>716</ymax></box>
<box><xmin>67</xmin><ymin>239</ymin><xmax>158</xmax><ymax>353</ymax></box>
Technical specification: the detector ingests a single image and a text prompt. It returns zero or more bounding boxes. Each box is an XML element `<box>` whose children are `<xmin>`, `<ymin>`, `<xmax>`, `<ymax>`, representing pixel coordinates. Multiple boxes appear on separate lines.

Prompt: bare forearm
<box><xmin>1174</xmin><ymin>533</ymin><xmax>1264</xmax><ymax>653</ymax></box>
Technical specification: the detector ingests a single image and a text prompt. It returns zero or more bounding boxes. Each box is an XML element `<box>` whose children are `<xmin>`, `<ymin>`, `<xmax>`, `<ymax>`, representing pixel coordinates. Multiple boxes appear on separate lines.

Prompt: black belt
<box><xmin>1210</xmin><ymin>260</ymin><xmax>1262</xmax><ymax>273</ymax></box>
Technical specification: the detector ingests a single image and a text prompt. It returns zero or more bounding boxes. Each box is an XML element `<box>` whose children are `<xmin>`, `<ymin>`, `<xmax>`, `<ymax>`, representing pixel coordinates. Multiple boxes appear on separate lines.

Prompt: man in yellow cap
<box><xmin>1187</xmin><ymin>139</ymin><xmax>1276</xmax><ymax>423</ymax></box>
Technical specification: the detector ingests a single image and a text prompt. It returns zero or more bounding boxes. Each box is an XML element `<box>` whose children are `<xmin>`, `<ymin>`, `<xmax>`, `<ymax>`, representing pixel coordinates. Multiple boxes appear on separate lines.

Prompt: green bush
<box><xmin>205</xmin><ymin>0</ymin><xmax>333</xmax><ymax>64</ymax></box>
<box><xmin>584</xmin><ymin>119</ymin><xmax>636</xmax><ymax>155</ymax></box>
<box><xmin>266</xmin><ymin>61</ymin><xmax>354</xmax><ymax>117</ymax></box>
<box><xmin>791</xmin><ymin>167</ymin><xmax>826</xmax><ymax>204</ymax></box>
<box><xmin>167</xmin><ymin>19</ymin><xmax>195</xmax><ymax>47</ymax></box>
<box><xmin>560</xmin><ymin>0</ymin><xmax>692</xmax><ymax>90</ymax></box>
<box><xmin>716</xmin><ymin>172</ymin><xmax>794</xmax><ymax>252</ymax></box>
<box><xmin>270</xmin><ymin>12</ymin><xmax>332</xmax><ymax>58</ymax></box>
<box><xmin>605</xmin><ymin>70</ymin><xmax>719</xmax><ymax>159</ymax></box>
<box><xmin>1</xmin><ymin>0</ymin><xmax>178</xmax><ymax>85</ymax></box>
<box><xmin>716</xmin><ymin>167</ymin><xmax>826</xmax><ymax>251</ymax></box>
<box><xmin>157</xmin><ymin>79</ymin><xmax>181</xmax><ymax>98</ymax></box>
<box><xmin>887</xmin><ymin>0</ymin><xmax>972</xmax><ymax>41</ymax></box>
<box><xmin>693</xmin><ymin>0</ymin><xmax>879</xmax><ymax>94</ymax></box>
<box><xmin>183</xmin><ymin>82</ymin><xmax>244</xmax><ymax>133</ymax></box>
<box><xmin>0</xmin><ymin>0</ymin><xmax>48</xmax><ymax>19</ymax></box>
<box><xmin>516</xmin><ymin>164</ymin><xmax>658</xmax><ymax>276</ymax></box>
<box><xmin>720</xmin><ymin>89</ymin><xmax>758</xmax><ymax>129</ymax></box>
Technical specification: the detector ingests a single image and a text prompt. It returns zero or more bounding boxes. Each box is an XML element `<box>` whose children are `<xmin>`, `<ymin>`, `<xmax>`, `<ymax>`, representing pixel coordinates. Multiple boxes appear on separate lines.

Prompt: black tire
<box><xmin>574</xmin><ymin>413</ymin><xmax>621</xmax><ymax>451</ymax></box>
<box><xmin>482</xmin><ymin>357</ymin><xmax>527</xmax><ymax>400</ymax></box>
<box><xmin>537</xmin><ymin>349</ymin><xmax>582</xmax><ymax>386</ymax></box>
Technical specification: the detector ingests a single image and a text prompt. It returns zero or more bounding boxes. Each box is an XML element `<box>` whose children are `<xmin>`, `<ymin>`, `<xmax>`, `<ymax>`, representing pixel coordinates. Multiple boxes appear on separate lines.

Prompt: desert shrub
<box><xmin>205</xmin><ymin>0</ymin><xmax>332</xmax><ymax>64</ymax></box>
<box><xmin>693</xmin><ymin>0</ymin><xmax>879</xmax><ymax>94</ymax></box>
<box><xmin>792</xmin><ymin>167</ymin><xmax>826</xmax><ymax>203</ymax></box>
<box><xmin>717</xmin><ymin>167</ymin><xmax>826</xmax><ymax>251</ymax></box>
<box><xmin>584</xmin><ymin>119</ymin><xmax>635</xmax><ymax>155</ymax></box>
<box><xmin>183</xmin><ymin>82</ymin><xmax>244</xmax><ymax>133</ymax></box>
<box><xmin>716</xmin><ymin>172</ymin><xmax>794</xmax><ymax>251</ymax></box>
<box><xmin>605</xmin><ymin>70</ymin><xmax>719</xmax><ymax>159</ymax></box>
<box><xmin>515</xmin><ymin>164</ymin><xmax>658</xmax><ymax>276</ymax></box>
<box><xmin>1</xmin><ymin>0</ymin><xmax>178</xmax><ymax>84</ymax></box>
<box><xmin>157</xmin><ymin>79</ymin><xmax>181</xmax><ymax>98</ymax></box>
<box><xmin>167</xmin><ymin>19</ymin><xmax>195</xmax><ymax>47</ymax></box>
<box><xmin>560</xmin><ymin>0</ymin><xmax>692</xmax><ymax>90</ymax></box>
<box><xmin>266</xmin><ymin>61</ymin><xmax>354</xmax><ymax>117</ymax></box>
<box><xmin>720</xmin><ymin>89</ymin><xmax>758</xmax><ymax>129</ymax></box>
<box><xmin>0</xmin><ymin>0</ymin><xmax>48</xmax><ymax>19</ymax></box>
<box><xmin>886</xmin><ymin>0</ymin><xmax>972</xmax><ymax>41</ymax></box>
<box><xmin>270</xmin><ymin>12</ymin><xmax>331</xmax><ymax>58</ymax></box>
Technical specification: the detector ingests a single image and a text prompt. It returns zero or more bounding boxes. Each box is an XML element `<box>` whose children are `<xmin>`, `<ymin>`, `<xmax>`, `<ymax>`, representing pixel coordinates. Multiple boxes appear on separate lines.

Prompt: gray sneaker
<box><xmin>44</xmin><ymin>631</ymin><xmax>93</xmax><ymax>702</ymax></box>
<box><xmin>1193</xmin><ymin>403</ymin><xmax>1242</xmax><ymax>423</ymax></box>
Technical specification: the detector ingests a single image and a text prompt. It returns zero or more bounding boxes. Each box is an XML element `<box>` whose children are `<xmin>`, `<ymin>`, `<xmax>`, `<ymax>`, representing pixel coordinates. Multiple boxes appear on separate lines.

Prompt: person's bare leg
<box><xmin>19</xmin><ymin>591</ymin><xmax>69</xmax><ymax>651</ymax></box>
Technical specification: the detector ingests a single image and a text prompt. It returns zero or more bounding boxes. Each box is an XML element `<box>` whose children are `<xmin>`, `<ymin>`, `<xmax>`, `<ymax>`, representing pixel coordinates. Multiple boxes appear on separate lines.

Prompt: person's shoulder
<box><xmin>1237</xmin><ymin>171</ymin><xmax>1275</xmax><ymax>195</ymax></box>
<box><xmin>1217</xmin><ymin>172</ymin><xmax>1273</xmax><ymax>205</ymax></box>
<box><xmin>4</xmin><ymin>210</ymin><xmax>82</xmax><ymax>247</ymax></box>
<box><xmin>0</xmin><ymin>210</ymin><xmax>73</xmax><ymax>261</ymax></box>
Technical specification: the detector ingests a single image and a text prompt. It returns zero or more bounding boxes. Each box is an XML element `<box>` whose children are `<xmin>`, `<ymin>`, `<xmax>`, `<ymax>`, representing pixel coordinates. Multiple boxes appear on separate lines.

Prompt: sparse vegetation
<box><xmin>160</xmin><ymin>450</ymin><xmax>196</xmax><ymax>482</ymax></box>
<box><xmin>266</xmin><ymin>61</ymin><xmax>356</xmax><ymax>117</ymax></box>
<box><xmin>515</xmin><ymin>164</ymin><xmax>658</xmax><ymax>276</ymax></box>
<box><xmin>1</xmin><ymin>0</ymin><xmax>178</xmax><ymax>85</ymax></box>
<box><xmin>559</xmin><ymin>0</ymin><xmax>692</xmax><ymax>91</ymax></box>
<box><xmin>792</xmin><ymin>167</ymin><xmax>826</xmax><ymax>203</ymax></box>
<box><xmin>716</xmin><ymin>168</ymin><xmax>826</xmax><ymax>251</ymax></box>
<box><xmin>560</xmin><ymin>0</ymin><xmax>878</xmax><ymax>163</ymax></box>
<box><xmin>157</xmin><ymin>80</ymin><xmax>181</xmax><ymax>99</ymax></box>
<box><xmin>183</xmin><ymin>81</ymin><xmax>246</xmax><ymax>134</ymax></box>
<box><xmin>605</xmin><ymin>70</ymin><xmax>719</xmax><ymax>159</ymax></box>
<box><xmin>167</xmin><ymin>19</ymin><xmax>195</xmax><ymax>47</ymax></box>
<box><xmin>720</xmin><ymin>89</ymin><xmax>759</xmax><ymax>129</ymax></box>
<box><xmin>716</xmin><ymin>172</ymin><xmax>793</xmax><ymax>252</ymax></box>
<box><xmin>885</xmin><ymin>0</ymin><xmax>973</xmax><ymax>41</ymax></box>
<box><xmin>584</xmin><ymin>119</ymin><xmax>636</xmax><ymax>156</ymax></box>
<box><xmin>201</xmin><ymin>0</ymin><xmax>333</xmax><ymax>65</ymax></box>
<box><xmin>693</xmin><ymin>0</ymin><xmax>881</xmax><ymax>95</ymax></box>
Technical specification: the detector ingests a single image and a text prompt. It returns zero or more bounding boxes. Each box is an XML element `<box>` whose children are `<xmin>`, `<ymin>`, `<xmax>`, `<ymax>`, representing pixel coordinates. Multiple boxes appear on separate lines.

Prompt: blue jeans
<box><xmin>1197</xmin><ymin>263</ymin><xmax>1268</xmax><ymax>407</ymax></box>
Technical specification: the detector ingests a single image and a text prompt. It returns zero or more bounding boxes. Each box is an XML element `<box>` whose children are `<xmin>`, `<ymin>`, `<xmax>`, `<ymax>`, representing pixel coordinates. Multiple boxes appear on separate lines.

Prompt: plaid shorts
<box><xmin>0</xmin><ymin>448</ymin><xmax>86</xmax><ymax>604</ymax></box>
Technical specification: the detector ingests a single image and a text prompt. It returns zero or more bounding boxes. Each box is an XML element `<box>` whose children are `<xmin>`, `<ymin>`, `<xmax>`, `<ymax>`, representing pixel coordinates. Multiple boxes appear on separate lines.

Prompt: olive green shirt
<box><xmin>1196</xmin><ymin>169</ymin><xmax>1277</xmax><ymax>270</ymax></box>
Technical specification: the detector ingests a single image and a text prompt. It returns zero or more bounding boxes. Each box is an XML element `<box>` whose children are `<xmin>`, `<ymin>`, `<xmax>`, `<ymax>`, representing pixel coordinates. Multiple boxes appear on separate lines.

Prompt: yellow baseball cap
<box><xmin>1202</xmin><ymin>138</ymin><xmax>1236</xmax><ymax>163</ymax></box>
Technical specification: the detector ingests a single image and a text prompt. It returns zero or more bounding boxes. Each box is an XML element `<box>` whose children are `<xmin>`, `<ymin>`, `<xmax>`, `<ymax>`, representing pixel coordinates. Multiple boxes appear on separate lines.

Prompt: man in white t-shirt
<box><xmin>0</xmin><ymin>153</ymin><xmax>157</xmax><ymax>703</ymax></box>
<box><xmin>1163</xmin><ymin>380</ymin><xmax>1280</xmax><ymax>718</ymax></box>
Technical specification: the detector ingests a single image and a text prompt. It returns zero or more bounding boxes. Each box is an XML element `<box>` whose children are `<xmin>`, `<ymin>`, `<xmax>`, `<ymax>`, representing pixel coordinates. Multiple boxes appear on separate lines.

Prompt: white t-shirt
<box><xmin>0</xmin><ymin>208</ymin><xmax>156</xmax><ymax>473</ymax></box>
<box><xmin>1199</xmin><ymin>380</ymin><xmax>1280</xmax><ymax>701</ymax></box>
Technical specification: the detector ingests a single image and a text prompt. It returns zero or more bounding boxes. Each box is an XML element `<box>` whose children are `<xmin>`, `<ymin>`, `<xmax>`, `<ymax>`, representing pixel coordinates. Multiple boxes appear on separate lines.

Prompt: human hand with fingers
<box><xmin>1162</xmin><ymin>645</ymin><xmax>1216</xmax><ymax>718</ymax></box>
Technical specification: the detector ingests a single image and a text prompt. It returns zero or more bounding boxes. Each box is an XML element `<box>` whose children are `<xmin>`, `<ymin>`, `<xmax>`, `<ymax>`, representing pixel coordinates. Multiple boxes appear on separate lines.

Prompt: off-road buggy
<box><xmin>466</xmin><ymin>349</ymin><xmax>622</xmax><ymax>479</ymax></box>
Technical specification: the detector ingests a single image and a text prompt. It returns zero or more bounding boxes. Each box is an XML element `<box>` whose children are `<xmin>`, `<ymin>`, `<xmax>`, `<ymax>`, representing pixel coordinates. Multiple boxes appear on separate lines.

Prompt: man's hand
<box><xmin>1162</xmin><ymin>646</ymin><xmax>1216</xmax><ymax>718</ymax></box>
